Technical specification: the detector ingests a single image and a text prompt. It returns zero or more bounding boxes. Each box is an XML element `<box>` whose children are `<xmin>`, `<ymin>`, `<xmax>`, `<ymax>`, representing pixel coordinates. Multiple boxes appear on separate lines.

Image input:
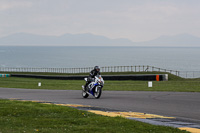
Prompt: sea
<box><xmin>0</xmin><ymin>46</ymin><xmax>200</xmax><ymax>72</ymax></box>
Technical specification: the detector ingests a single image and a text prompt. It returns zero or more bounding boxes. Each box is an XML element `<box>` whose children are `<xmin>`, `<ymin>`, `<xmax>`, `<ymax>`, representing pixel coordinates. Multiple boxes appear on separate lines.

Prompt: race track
<box><xmin>0</xmin><ymin>88</ymin><xmax>200</xmax><ymax>125</ymax></box>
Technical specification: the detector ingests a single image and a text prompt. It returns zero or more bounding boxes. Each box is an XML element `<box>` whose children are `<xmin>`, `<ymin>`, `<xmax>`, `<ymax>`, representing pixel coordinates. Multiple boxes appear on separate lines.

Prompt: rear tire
<box><xmin>94</xmin><ymin>87</ymin><xmax>102</xmax><ymax>99</ymax></box>
<box><xmin>82</xmin><ymin>90</ymin><xmax>89</xmax><ymax>98</ymax></box>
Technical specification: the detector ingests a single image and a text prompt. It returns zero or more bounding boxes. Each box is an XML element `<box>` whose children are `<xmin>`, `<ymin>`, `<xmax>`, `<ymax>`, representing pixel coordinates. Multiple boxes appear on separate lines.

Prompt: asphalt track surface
<box><xmin>0</xmin><ymin>88</ymin><xmax>200</xmax><ymax>125</ymax></box>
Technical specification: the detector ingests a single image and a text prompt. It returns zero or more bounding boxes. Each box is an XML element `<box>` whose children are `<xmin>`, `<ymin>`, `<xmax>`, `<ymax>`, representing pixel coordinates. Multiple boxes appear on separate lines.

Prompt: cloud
<box><xmin>0</xmin><ymin>1</ymin><xmax>32</xmax><ymax>11</ymax></box>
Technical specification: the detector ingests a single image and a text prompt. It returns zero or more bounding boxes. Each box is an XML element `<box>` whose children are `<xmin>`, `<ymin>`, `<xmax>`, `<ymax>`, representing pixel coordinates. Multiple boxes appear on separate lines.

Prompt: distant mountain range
<box><xmin>0</xmin><ymin>32</ymin><xmax>200</xmax><ymax>46</ymax></box>
<box><xmin>138</xmin><ymin>34</ymin><xmax>200</xmax><ymax>47</ymax></box>
<box><xmin>0</xmin><ymin>33</ymin><xmax>133</xmax><ymax>46</ymax></box>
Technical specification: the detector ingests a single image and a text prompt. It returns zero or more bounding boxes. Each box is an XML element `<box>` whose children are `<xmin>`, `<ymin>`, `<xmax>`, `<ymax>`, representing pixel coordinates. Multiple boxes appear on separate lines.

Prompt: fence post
<box><xmin>186</xmin><ymin>71</ymin><xmax>187</xmax><ymax>78</ymax></box>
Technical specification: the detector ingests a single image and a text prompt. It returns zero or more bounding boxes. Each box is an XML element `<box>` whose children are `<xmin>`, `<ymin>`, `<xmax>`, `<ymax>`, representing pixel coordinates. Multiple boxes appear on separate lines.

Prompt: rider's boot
<box><xmin>84</xmin><ymin>83</ymin><xmax>88</xmax><ymax>92</ymax></box>
<box><xmin>84</xmin><ymin>81</ymin><xmax>90</xmax><ymax>92</ymax></box>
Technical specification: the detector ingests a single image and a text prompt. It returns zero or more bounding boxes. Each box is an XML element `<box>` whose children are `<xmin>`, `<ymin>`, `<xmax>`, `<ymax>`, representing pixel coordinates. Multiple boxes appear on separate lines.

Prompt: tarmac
<box><xmin>0</xmin><ymin>88</ymin><xmax>200</xmax><ymax>132</ymax></box>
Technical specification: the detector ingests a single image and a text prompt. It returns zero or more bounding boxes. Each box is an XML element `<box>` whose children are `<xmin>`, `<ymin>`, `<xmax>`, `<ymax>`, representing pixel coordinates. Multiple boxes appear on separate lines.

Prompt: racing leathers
<box><xmin>84</xmin><ymin>69</ymin><xmax>101</xmax><ymax>91</ymax></box>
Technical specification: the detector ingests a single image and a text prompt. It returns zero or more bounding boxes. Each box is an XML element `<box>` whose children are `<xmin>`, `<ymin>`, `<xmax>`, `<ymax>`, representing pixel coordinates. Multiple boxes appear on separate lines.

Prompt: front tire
<box><xmin>94</xmin><ymin>86</ymin><xmax>102</xmax><ymax>99</ymax></box>
<box><xmin>82</xmin><ymin>90</ymin><xmax>89</xmax><ymax>98</ymax></box>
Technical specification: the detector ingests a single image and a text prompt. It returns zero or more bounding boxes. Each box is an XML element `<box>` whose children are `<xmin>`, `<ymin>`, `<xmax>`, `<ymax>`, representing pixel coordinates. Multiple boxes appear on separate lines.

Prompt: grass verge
<box><xmin>0</xmin><ymin>72</ymin><xmax>200</xmax><ymax>92</ymax></box>
<box><xmin>0</xmin><ymin>99</ymin><xmax>189</xmax><ymax>133</ymax></box>
<box><xmin>0</xmin><ymin>77</ymin><xmax>200</xmax><ymax>92</ymax></box>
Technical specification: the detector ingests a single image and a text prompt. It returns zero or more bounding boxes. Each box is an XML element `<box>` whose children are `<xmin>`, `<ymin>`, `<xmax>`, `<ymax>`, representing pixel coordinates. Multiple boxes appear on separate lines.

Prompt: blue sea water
<box><xmin>0</xmin><ymin>46</ymin><xmax>200</xmax><ymax>71</ymax></box>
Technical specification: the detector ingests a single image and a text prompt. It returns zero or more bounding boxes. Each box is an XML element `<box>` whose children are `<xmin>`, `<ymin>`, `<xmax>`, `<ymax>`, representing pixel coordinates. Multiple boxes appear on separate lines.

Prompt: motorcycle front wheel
<box><xmin>82</xmin><ymin>90</ymin><xmax>89</xmax><ymax>98</ymax></box>
<box><xmin>94</xmin><ymin>86</ymin><xmax>102</xmax><ymax>99</ymax></box>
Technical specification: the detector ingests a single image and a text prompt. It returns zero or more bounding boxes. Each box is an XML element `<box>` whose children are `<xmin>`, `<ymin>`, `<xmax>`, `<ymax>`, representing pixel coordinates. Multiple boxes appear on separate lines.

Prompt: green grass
<box><xmin>0</xmin><ymin>72</ymin><xmax>200</xmax><ymax>92</ymax></box>
<box><xmin>0</xmin><ymin>77</ymin><xmax>200</xmax><ymax>92</ymax></box>
<box><xmin>0</xmin><ymin>77</ymin><xmax>83</xmax><ymax>90</ymax></box>
<box><xmin>0</xmin><ymin>99</ymin><xmax>189</xmax><ymax>133</ymax></box>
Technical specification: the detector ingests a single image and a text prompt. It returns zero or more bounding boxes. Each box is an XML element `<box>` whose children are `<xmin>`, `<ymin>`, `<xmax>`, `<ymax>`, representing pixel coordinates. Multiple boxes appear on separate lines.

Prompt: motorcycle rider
<box><xmin>84</xmin><ymin>66</ymin><xmax>101</xmax><ymax>91</ymax></box>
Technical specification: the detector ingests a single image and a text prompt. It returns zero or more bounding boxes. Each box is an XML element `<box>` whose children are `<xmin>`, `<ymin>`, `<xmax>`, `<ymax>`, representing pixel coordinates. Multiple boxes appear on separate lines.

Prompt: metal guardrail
<box><xmin>11</xmin><ymin>74</ymin><xmax>168</xmax><ymax>81</ymax></box>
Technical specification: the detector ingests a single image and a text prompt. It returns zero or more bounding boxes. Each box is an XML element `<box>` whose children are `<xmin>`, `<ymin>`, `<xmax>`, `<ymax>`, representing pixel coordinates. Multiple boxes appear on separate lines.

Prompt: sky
<box><xmin>0</xmin><ymin>0</ymin><xmax>200</xmax><ymax>42</ymax></box>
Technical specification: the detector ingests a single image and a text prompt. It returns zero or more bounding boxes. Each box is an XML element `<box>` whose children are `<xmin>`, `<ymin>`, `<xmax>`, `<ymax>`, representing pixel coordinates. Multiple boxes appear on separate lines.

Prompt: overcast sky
<box><xmin>0</xmin><ymin>0</ymin><xmax>200</xmax><ymax>42</ymax></box>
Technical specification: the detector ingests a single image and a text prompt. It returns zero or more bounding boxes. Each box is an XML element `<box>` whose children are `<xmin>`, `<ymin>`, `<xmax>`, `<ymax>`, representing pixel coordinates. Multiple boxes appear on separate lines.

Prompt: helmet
<box><xmin>94</xmin><ymin>66</ymin><xmax>100</xmax><ymax>71</ymax></box>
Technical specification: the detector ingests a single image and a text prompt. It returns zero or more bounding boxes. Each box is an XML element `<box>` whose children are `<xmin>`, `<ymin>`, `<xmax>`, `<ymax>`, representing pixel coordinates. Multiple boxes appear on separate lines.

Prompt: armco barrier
<box><xmin>11</xmin><ymin>74</ymin><xmax>168</xmax><ymax>81</ymax></box>
<box><xmin>0</xmin><ymin>74</ymin><xmax>10</xmax><ymax>77</ymax></box>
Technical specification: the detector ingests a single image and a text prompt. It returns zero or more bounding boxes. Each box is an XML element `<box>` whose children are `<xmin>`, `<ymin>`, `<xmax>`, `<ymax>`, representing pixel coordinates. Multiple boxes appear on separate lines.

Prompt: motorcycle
<box><xmin>82</xmin><ymin>75</ymin><xmax>104</xmax><ymax>99</ymax></box>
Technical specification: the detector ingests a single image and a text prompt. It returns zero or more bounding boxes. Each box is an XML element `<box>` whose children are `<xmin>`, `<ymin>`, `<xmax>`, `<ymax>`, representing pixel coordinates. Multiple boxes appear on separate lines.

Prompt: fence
<box><xmin>0</xmin><ymin>65</ymin><xmax>178</xmax><ymax>74</ymax></box>
<box><xmin>178</xmin><ymin>71</ymin><xmax>200</xmax><ymax>78</ymax></box>
<box><xmin>1</xmin><ymin>65</ymin><xmax>200</xmax><ymax>78</ymax></box>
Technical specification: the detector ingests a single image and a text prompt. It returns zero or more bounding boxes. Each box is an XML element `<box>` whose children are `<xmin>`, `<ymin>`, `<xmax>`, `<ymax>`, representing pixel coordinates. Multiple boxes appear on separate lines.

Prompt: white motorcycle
<box><xmin>82</xmin><ymin>75</ymin><xmax>104</xmax><ymax>99</ymax></box>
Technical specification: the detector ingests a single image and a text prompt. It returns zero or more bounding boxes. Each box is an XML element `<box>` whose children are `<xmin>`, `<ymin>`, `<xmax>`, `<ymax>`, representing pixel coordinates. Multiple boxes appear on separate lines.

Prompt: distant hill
<box><xmin>0</xmin><ymin>33</ymin><xmax>200</xmax><ymax>46</ymax></box>
<box><xmin>0</xmin><ymin>33</ymin><xmax>133</xmax><ymax>46</ymax></box>
<box><xmin>137</xmin><ymin>34</ymin><xmax>200</xmax><ymax>47</ymax></box>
